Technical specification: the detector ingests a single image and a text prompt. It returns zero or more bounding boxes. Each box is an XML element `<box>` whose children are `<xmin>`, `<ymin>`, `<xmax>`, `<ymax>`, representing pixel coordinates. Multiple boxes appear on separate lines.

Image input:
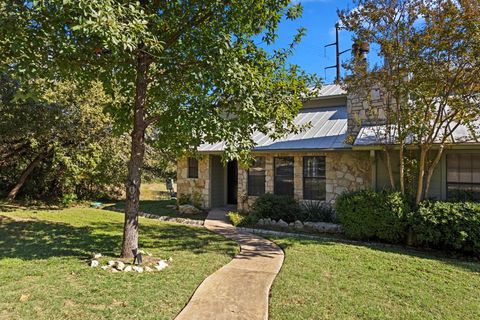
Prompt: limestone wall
<box><xmin>176</xmin><ymin>157</ymin><xmax>210</xmax><ymax>209</ymax></box>
<box><xmin>347</xmin><ymin>88</ymin><xmax>387</xmax><ymax>139</ymax></box>
<box><xmin>237</xmin><ymin>151</ymin><xmax>372</xmax><ymax>211</ymax></box>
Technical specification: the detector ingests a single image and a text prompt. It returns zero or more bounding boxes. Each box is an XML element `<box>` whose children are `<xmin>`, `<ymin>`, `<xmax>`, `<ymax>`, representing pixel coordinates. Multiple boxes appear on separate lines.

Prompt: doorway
<box><xmin>227</xmin><ymin>160</ymin><xmax>238</xmax><ymax>205</ymax></box>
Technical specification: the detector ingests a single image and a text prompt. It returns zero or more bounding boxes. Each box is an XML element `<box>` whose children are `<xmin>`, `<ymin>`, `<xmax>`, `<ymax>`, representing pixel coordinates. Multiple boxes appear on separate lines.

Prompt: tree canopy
<box><xmin>340</xmin><ymin>0</ymin><xmax>480</xmax><ymax>204</ymax></box>
<box><xmin>1</xmin><ymin>1</ymin><xmax>318</xmax><ymax>256</ymax></box>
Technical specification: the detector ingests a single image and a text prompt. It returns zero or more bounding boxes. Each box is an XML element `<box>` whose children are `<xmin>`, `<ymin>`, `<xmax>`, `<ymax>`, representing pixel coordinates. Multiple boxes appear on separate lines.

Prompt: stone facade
<box><xmin>176</xmin><ymin>157</ymin><xmax>211</xmax><ymax>209</ymax></box>
<box><xmin>237</xmin><ymin>151</ymin><xmax>372</xmax><ymax>211</ymax></box>
<box><xmin>177</xmin><ymin>151</ymin><xmax>372</xmax><ymax>211</ymax></box>
<box><xmin>347</xmin><ymin>87</ymin><xmax>387</xmax><ymax>138</ymax></box>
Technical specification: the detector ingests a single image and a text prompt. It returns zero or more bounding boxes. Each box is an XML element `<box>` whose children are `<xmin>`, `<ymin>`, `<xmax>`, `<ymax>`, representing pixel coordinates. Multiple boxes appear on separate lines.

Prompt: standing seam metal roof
<box><xmin>198</xmin><ymin>105</ymin><xmax>349</xmax><ymax>152</ymax></box>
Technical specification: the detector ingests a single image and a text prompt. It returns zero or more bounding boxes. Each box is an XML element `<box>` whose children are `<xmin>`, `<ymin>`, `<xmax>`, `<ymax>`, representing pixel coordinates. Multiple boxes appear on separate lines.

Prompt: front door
<box><xmin>227</xmin><ymin>160</ymin><xmax>238</xmax><ymax>205</ymax></box>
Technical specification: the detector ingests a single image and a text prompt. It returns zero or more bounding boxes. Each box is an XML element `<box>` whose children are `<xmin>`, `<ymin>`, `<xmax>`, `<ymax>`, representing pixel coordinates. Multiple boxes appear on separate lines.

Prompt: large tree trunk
<box><xmin>7</xmin><ymin>150</ymin><xmax>49</xmax><ymax>200</ymax></box>
<box><xmin>121</xmin><ymin>51</ymin><xmax>150</xmax><ymax>258</ymax></box>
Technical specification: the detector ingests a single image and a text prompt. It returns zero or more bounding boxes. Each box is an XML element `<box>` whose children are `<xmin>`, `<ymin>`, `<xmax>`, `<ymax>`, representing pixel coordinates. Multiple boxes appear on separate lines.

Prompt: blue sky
<box><xmin>267</xmin><ymin>0</ymin><xmax>380</xmax><ymax>84</ymax></box>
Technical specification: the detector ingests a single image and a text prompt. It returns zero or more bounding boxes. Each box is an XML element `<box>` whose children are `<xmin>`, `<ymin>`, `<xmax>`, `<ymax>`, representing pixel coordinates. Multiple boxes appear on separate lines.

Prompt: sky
<box><xmin>265</xmin><ymin>0</ymin><xmax>380</xmax><ymax>84</ymax></box>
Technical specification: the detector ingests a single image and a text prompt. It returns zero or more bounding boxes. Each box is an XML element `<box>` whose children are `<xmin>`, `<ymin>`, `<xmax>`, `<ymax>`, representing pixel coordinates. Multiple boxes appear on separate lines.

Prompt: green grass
<box><xmin>0</xmin><ymin>208</ymin><xmax>237</xmax><ymax>320</ymax></box>
<box><xmin>106</xmin><ymin>199</ymin><xmax>207</xmax><ymax>221</ymax></box>
<box><xmin>269</xmin><ymin>237</ymin><xmax>480</xmax><ymax>320</ymax></box>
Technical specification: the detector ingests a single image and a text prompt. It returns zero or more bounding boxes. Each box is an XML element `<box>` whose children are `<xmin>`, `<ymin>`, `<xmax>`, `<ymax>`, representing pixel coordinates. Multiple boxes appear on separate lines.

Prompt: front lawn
<box><xmin>0</xmin><ymin>208</ymin><xmax>237</xmax><ymax>319</ymax></box>
<box><xmin>105</xmin><ymin>199</ymin><xmax>208</xmax><ymax>221</ymax></box>
<box><xmin>270</xmin><ymin>237</ymin><xmax>480</xmax><ymax>320</ymax></box>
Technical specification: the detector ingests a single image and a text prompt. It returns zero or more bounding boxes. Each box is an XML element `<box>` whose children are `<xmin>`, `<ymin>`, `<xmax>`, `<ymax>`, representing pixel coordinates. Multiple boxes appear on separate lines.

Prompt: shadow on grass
<box><xmin>0</xmin><ymin>216</ymin><xmax>236</xmax><ymax>261</ymax></box>
<box><xmin>272</xmin><ymin>236</ymin><xmax>480</xmax><ymax>274</ymax></box>
<box><xmin>104</xmin><ymin>199</ymin><xmax>208</xmax><ymax>221</ymax></box>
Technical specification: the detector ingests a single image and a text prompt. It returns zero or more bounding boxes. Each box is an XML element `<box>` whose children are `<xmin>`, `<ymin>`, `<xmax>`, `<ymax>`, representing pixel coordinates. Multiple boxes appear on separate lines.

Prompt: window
<box><xmin>303</xmin><ymin>156</ymin><xmax>326</xmax><ymax>200</ymax></box>
<box><xmin>188</xmin><ymin>157</ymin><xmax>198</xmax><ymax>178</ymax></box>
<box><xmin>274</xmin><ymin>157</ymin><xmax>294</xmax><ymax>196</ymax></box>
<box><xmin>248</xmin><ymin>157</ymin><xmax>266</xmax><ymax>196</ymax></box>
<box><xmin>447</xmin><ymin>153</ymin><xmax>480</xmax><ymax>200</ymax></box>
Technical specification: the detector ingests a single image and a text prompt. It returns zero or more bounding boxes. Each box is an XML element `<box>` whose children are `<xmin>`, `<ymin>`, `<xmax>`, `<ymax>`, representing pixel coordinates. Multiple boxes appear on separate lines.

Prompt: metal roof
<box><xmin>311</xmin><ymin>84</ymin><xmax>346</xmax><ymax>98</ymax></box>
<box><xmin>354</xmin><ymin>121</ymin><xmax>480</xmax><ymax>146</ymax></box>
<box><xmin>198</xmin><ymin>106</ymin><xmax>349</xmax><ymax>152</ymax></box>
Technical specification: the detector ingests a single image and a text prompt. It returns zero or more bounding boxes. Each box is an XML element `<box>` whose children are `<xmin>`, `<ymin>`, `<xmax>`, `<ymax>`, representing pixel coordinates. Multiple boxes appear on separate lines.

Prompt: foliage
<box><xmin>0</xmin><ymin>76</ymin><xmax>130</xmax><ymax>200</ymax></box>
<box><xmin>335</xmin><ymin>190</ymin><xmax>410</xmax><ymax>243</ymax></box>
<box><xmin>251</xmin><ymin>193</ymin><xmax>302</xmax><ymax>223</ymax></box>
<box><xmin>177</xmin><ymin>192</ymin><xmax>202</xmax><ymax>209</ymax></box>
<box><xmin>0</xmin><ymin>0</ymin><xmax>319</xmax><ymax>255</ymax></box>
<box><xmin>410</xmin><ymin>201</ymin><xmax>480</xmax><ymax>254</ymax></box>
<box><xmin>339</xmin><ymin>0</ymin><xmax>480</xmax><ymax>204</ymax></box>
<box><xmin>227</xmin><ymin>211</ymin><xmax>257</xmax><ymax>227</ymax></box>
<box><xmin>300</xmin><ymin>200</ymin><xmax>336</xmax><ymax>223</ymax></box>
<box><xmin>61</xmin><ymin>193</ymin><xmax>78</xmax><ymax>207</ymax></box>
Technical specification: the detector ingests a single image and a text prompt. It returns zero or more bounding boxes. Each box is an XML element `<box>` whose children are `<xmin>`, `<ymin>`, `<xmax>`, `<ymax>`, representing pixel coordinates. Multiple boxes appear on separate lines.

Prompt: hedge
<box><xmin>335</xmin><ymin>189</ymin><xmax>410</xmax><ymax>243</ymax></box>
<box><xmin>410</xmin><ymin>201</ymin><xmax>480</xmax><ymax>254</ymax></box>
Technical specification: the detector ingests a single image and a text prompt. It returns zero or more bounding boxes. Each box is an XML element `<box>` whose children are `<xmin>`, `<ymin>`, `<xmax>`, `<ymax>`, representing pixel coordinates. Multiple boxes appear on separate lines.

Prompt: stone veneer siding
<box><xmin>177</xmin><ymin>151</ymin><xmax>372</xmax><ymax>211</ymax></box>
<box><xmin>347</xmin><ymin>88</ymin><xmax>387</xmax><ymax>138</ymax></box>
<box><xmin>237</xmin><ymin>151</ymin><xmax>372</xmax><ymax>211</ymax></box>
<box><xmin>176</xmin><ymin>157</ymin><xmax>211</xmax><ymax>209</ymax></box>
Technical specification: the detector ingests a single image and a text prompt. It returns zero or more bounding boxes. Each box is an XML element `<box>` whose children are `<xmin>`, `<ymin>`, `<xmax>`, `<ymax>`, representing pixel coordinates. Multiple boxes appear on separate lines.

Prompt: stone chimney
<box><xmin>347</xmin><ymin>86</ymin><xmax>387</xmax><ymax>141</ymax></box>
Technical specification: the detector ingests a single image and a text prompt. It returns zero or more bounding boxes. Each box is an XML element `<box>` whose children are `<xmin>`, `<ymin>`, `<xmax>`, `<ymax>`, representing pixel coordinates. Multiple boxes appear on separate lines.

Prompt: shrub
<box><xmin>410</xmin><ymin>201</ymin><xmax>480</xmax><ymax>254</ymax></box>
<box><xmin>227</xmin><ymin>211</ymin><xmax>257</xmax><ymax>226</ymax></box>
<box><xmin>335</xmin><ymin>189</ymin><xmax>410</xmax><ymax>243</ymax></box>
<box><xmin>61</xmin><ymin>193</ymin><xmax>78</xmax><ymax>207</ymax></box>
<box><xmin>251</xmin><ymin>193</ymin><xmax>302</xmax><ymax>223</ymax></box>
<box><xmin>177</xmin><ymin>192</ymin><xmax>202</xmax><ymax>209</ymax></box>
<box><xmin>301</xmin><ymin>200</ymin><xmax>335</xmax><ymax>222</ymax></box>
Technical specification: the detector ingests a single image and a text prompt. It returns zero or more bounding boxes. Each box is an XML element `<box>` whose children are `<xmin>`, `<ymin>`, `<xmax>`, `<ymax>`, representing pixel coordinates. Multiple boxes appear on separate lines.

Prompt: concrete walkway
<box><xmin>175</xmin><ymin>209</ymin><xmax>284</xmax><ymax>320</ymax></box>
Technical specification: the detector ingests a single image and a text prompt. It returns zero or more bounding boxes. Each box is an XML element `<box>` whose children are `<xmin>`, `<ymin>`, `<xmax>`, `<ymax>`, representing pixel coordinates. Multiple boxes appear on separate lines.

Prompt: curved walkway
<box><xmin>175</xmin><ymin>208</ymin><xmax>284</xmax><ymax>320</ymax></box>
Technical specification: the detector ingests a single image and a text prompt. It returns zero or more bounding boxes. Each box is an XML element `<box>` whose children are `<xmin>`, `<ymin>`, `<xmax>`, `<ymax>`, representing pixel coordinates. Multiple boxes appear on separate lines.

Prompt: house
<box><xmin>176</xmin><ymin>84</ymin><xmax>480</xmax><ymax>211</ymax></box>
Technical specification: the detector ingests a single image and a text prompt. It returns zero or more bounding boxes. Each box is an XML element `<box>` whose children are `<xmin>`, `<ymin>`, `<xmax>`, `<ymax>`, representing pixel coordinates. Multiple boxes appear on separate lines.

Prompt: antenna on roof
<box><xmin>324</xmin><ymin>23</ymin><xmax>351</xmax><ymax>84</ymax></box>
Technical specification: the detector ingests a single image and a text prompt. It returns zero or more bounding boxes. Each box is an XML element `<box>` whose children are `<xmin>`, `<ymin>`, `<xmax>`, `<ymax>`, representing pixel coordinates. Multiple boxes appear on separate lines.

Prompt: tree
<box><xmin>1</xmin><ymin>1</ymin><xmax>317</xmax><ymax>257</ymax></box>
<box><xmin>0</xmin><ymin>75</ymin><xmax>129</xmax><ymax>200</ymax></box>
<box><xmin>340</xmin><ymin>0</ymin><xmax>480</xmax><ymax>205</ymax></box>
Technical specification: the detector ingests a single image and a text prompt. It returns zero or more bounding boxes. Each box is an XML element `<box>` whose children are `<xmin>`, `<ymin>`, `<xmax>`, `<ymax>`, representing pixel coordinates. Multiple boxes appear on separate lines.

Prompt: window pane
<box><xmin>303</xmin><ymin>156</ymin><xmax>326</xmax><ymax>178</ymax></box>
<box><xmin>447</xmin><ymin>153</ymin><xmax>480</xmax><ymax>200</ymax></box>
<box><xmin>248</xmin><ymin>157</ymin><xmax>265</xmax><ymax>196</ymax></box>
<box><xmin>303</xmin><ymin>156</ymin><xmax>326</xmax><ymax>200</ymax></box>
<box><xmin>274</xmin><ymin>157</ymin><xmax>294</xmax><ymax>196</ymax></box>
<box><xmin>188</xmin><ymin>158</ymin><xmax>198</xmax><ymax>178</ymax></box>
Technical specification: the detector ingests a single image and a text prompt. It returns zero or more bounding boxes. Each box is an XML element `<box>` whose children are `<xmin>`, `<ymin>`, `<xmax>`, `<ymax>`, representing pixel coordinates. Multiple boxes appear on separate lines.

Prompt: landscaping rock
<box><xmin>90</xmin><ymin>260</ymin><xmax>99</xmax><ymax>267</ymax></box>
<box><xmin>289</xmin><ymin>222</ymin><xmax>294</xmax><ymax>227</ymax></box>
<box><xmin>123</xmin><ymin>265</ymin><xmax>132</xmax><ymax>272</ymax></box>
<box><xmin>155</xmin><ymin>260</ymin><xmax>168</xmax><ymax>271</ymax></box>
<box><xmin>277</xmin><ymin>219</ymin><xmax>288</xmax><ymax>228</ymax></box>
<box><xmin>257</xmin><ymin>218</ymin><xmax>265</xmax><ymax>226</ymax></box>
<box><xmin>144</xmin><ymin>266</ymin><xmax>153</xmax><ymax>272</ymax></box>
<box><xmin>111</xmin><ymin>268</ymin><xmax>119</xmax><ymax>273</ymax></box>
<box><xmin>178</xmin><ymin>204</ymin><xmax>201</xmax><ymax>214</ymax></box>
<box><xmin>294</xmin><ymin>220</ymin><xmax>304</xmax><ymax>229</ymax></box>
<box><xmin>93</xmin><ymin>253</ymin><xmax>102</xmax><ymax>259</ymax></box>
<box><xmin>270</xmin><ymin>220</ymin><xmax>277</xmax><ymax>226</ymax></box>
<box><xmin>132</xmin><ymin>266</ymin><xmax>144</xmax><ymax>273</ymax></box>
<box><xmin>101</xmin><ymin>265</ymin><xmax>109</xmax><ymax>270</ymax></box>
<box><xmin>107</xmin><ymin>260</ymin><xmax>115</xmax><ymax>267</ymax></box>
<box><xmin>115</xmin><ymin>261</ymin><xmax>125</xmax><ymax>271</ymax></box>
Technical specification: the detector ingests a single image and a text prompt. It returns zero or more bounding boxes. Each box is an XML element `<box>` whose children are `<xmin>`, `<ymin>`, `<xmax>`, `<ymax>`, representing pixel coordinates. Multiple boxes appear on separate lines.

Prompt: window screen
<box><xmin>303</xmin><ymin>156</ymin><xmax>326</xmax><ymax>200</ymax></box>
<box><xmin>447</xmin><ymin>153</ymin><xmax>480</xmax><ymax>200</ymax></box>
<box><xmin>274</xmin><ymin>157</ymin><xmax>294</xmax><ymax>196</ymax></box>
<box><xmin>188</xmin><ymin>157</ymin><xmax>199</xmax><ymax>178</ymax></box>
<box><xmin>248</xmin><ymin>157</ymin><xmax>266</xmax><ymax>196</ymax></box>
